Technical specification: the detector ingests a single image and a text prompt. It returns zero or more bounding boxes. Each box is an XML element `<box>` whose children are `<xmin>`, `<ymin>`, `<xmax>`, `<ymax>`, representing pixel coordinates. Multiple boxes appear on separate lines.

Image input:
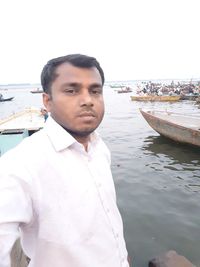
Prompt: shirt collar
<box><xmin>44</xmin><ymin>116</ymin><xmax>100</xmax><ymax>152</ymax></box>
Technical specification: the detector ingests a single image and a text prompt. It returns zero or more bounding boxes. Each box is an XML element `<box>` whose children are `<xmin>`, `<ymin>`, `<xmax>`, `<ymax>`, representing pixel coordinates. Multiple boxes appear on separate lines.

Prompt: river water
<box><xmin>0</xmin><ymin>84</ymin><xmax>200</xmax><ymax>267</ymax></box>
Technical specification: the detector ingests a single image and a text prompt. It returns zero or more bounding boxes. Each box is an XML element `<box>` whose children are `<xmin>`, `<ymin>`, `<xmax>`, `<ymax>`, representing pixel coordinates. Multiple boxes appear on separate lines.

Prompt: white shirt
<box><xmin>0</xmin><ymin>116</ymin><xmax>129</xmax><ymax>267</ymax></box>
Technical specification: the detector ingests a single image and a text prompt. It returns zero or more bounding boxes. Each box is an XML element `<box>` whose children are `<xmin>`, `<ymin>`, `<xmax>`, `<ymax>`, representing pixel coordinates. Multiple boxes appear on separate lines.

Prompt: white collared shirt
<box><xmin>0</xmin><ymin>117</ymin><xmax>129</xmax><ymax>267</ymax></box>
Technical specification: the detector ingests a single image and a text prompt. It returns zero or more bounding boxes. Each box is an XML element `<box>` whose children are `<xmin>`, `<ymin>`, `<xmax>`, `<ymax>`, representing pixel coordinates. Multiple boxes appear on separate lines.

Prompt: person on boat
<box><xmin>40</xmin><ymin>107</ymin><xmax>49</xmax><ymax>121</ymax></box>
<box><xmin>0</xmin><ymin>54</ymin><xmax>130</xmax><ymax>267</ymax></box>
<box><xmin>142</xmin><ymin>87</ymin><xmax>147</xmax><ymax>94</ymax></box>
<box><xmin>0</xmin><ymin>93</ymin><xmax>3</xmax><ymax>100</ymax></box>
<box><xmin>157</xmin><ymin>89</ymin><xmax>163</xmax><ymax>96</ymax></box>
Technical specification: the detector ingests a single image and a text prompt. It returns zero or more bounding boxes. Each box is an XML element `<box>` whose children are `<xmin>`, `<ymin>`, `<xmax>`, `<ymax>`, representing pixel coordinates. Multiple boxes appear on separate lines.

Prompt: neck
<box><xmin>61</xmin><ymin>126</ymin><xmax>91</xmax><ymax>152</ymax></box>
<box><xmin>74</xmin><ymin>135</ymin><xmax>90</xmax><ymax>151</ymax></box>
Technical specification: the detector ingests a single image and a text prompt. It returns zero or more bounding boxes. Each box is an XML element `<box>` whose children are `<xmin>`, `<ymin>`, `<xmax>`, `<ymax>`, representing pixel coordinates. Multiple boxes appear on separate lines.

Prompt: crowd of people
<box><xmin>137</xmin><ymin>80</ymin><xmax>200</xmax><ymax>96</ymax></box>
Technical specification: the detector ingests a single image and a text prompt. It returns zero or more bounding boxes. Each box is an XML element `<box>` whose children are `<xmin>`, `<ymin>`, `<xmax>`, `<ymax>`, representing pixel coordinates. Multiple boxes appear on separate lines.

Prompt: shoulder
<box><xmin>0</xmin><ymin>129</ymin><xmax>48</xmax><ymax>174</ymax></box>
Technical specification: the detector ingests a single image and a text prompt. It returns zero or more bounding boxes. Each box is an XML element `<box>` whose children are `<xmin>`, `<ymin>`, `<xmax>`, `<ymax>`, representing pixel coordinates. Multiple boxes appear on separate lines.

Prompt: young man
<box><xmin>0</xmin><ymin>54</ymin><xmax>129</xmax><ymax>267</ymax></box>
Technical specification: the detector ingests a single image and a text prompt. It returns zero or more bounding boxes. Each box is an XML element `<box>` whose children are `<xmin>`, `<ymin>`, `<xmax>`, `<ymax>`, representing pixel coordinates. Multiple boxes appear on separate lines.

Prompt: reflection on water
<box><xmin>143</xmin><ymin>135</ymin><xmax>200</xmax><ymax>163</ymax></box>
<box><xmin>101</xmin><ymin>89</ymin><xmax>200</xmax><ymax>267</ymax></box>
<box><xmin>142</xmin><ymin>135</ymin><xmax>200</xmax><ymax>192</ymax></box>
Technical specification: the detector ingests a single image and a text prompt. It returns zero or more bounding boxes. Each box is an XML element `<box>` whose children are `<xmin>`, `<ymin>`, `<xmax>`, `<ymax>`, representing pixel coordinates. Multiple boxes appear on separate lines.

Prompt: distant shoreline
<box><xmin>1</xmin><ymin>78</ymin><xmax>200</xmax><ymax>87</ymax></box>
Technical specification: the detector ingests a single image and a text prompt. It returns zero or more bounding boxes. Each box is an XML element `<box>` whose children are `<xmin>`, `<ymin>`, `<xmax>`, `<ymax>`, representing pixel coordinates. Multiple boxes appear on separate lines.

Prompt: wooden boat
<box><xmin>180</xmin><ymin>94</ymin><xmax>199</xmax><ymax>101</ymax></box>
<box><xmin>117</xmin><ymin>87</ymin><xmax>132</xmax><ymax>93</ymax></box>
<box><xmin>140</xmin><ymin>109</ymin><xmax>200</xmax><ymax>147</ymax></box>
<box><xmin>110</xmin><ymin>84</ymin><xmax>124</xmax><ymax>88</ymax></box>
<box><xmin>30</xmin><ymin>88</ymin><xmax>43</xmax><ymax>93</ymax></box>
<box><xmin>0</xmin><ymin>108</ymin><xmax>45</xmax><ymax>155</ymax></box>
<box><xmin>130</xmin><ymin>95</ymin><xmax>181</xmax><ymax>102</ymax></box>
<box><xmin>0</xmin><ymin>96</ymin><xmax>14</xmax><ymax>102</ymax></box>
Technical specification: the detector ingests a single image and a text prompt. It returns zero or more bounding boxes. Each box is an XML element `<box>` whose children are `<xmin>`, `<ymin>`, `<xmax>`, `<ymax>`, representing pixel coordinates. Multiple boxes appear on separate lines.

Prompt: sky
<box><xmin>0</xmin><ymin>0</ymin><xmax>200</xmax><ymax>84</ymax></box>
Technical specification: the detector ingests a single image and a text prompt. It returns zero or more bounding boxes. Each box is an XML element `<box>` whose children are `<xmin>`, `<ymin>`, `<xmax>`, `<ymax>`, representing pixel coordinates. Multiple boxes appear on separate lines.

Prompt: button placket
<box><xmin>86</xmin><ymin>156</ymin><xmax>126</xmax><ymax>266</ymax></box>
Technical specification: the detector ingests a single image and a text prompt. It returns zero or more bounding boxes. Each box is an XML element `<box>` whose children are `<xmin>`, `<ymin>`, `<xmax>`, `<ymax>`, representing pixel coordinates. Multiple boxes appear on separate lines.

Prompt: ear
<box><xmin>42</xmin><ymin>93</ymin><xmax>51</xmax><ymax>112</ymax></box>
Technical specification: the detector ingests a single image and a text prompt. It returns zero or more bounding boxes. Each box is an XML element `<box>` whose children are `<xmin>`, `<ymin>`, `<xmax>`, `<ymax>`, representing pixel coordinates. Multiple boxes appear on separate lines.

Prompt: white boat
<box><xmin>140</xmin><ymin>109</ymin><xmax>200</xmax><ymax>147</ymax></box>
<box><xmin>0</xmin><ymin>108</ymin><xmax>45</xmax><ymax>155</ymax></box>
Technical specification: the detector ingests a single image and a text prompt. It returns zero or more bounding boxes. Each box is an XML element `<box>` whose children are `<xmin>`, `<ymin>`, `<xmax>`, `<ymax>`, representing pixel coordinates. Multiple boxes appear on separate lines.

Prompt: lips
<box><xmin>78</xmin><ymin>111</ymin><xmax>96</xmax><ymax>117</ymax></box>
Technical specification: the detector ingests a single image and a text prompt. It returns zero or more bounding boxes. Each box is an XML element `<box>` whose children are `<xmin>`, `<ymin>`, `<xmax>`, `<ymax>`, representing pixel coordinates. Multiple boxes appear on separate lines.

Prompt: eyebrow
<box><xmin>89</xmin><ymin>83</ymin><xmax>103</xmax><ymax>88</ymax></box>
<box><xmin>61</xmin><ymin>82</ymin><xmax>79</xmax><ymax>87</ymax></box>
<box><xmin>61</xmin><ymin>82</ymin><xmax>102</xmax><ymax>88</ymax></box>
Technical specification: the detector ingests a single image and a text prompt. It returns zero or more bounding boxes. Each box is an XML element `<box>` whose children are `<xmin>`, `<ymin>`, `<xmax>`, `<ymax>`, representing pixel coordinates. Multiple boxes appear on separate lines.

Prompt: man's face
<box><xmin>43</xmin><ymin>63</ymin><xmax>104</xmax><ymax>139</ymax></box>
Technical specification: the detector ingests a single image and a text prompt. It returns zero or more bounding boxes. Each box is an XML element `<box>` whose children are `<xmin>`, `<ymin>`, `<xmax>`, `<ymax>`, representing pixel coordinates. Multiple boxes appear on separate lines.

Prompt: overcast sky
<box><xmin>0</xmin><ymin>0</ymin><xmax>199</xmax><ymax>84</ymax></box>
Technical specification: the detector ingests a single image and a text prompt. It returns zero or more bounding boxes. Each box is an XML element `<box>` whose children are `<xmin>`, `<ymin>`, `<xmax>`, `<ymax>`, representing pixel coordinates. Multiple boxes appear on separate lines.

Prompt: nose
<box><xmin>79</xmin><ymin>90</ymin><xmax>93</xmax><ymax>107</ymax></box>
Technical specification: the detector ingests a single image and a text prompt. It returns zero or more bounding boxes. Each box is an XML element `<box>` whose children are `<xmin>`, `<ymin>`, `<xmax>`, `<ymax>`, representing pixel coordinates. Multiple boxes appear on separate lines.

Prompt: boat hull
<box><xmin>140</xmin><ymin>109</ymin><xmax>200</xmax><ymax>147</ymax></box>
<box><xmin>0</xmin><ymin>97</ymin><xmax>14</xmax><ymax>102</ymax></box>
<box><xmin>0</xmin><ymin>108</ymin><xmax>45</xmax><ymax>155</ymax></box>
<box><xmin>180</xmin><ymin>94</ymin><xmax>199</xmax><ymax>100</ymax></box>
<box><xmin>131</xmin><ymin>95</ymin><xmax>180</xmax><ymax>102</ymax></box>
<box><xmin>30</xmin><ymin>90</ymin><xmax>43</xmax><ymax>93</ymax></box>
<box><xmin>0</xmin><ymin>129</ymin><xmax>29</xmax><ymax>156</ymax></box>
<box><xmin>117</xmin><ymin>90</ymin><xmax>132</xmax><ymax>93</ymax></box>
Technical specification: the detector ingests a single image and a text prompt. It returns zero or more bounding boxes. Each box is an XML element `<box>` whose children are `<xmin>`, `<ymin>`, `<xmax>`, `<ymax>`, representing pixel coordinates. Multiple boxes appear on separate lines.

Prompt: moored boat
<box><xmin>180</xmin><ymin>94</ymin><xmax>199</xmax><ymax>101</ymax></box>
<box><xmin>131</xmin><ymin>95</ymin><xmax>181</xmax><ymax>102</ymax></box>
<box><xmin>117</xmin><ymin>87</ymin><xmax>132</xmax><ymax>93</ymax></box>
<box><xmin>30</xmin><ymin>88</ymin><xmax>43</xmax><ymax>93</ymax></box>
<box><xmin>109</xmin><ymin>84</ymin><xmax>124</xmax><ymax>88</ymax></box>
<box><xmin>140</xmin><ymin>109</ymin><xmax>200</xmax><ymax>147</ymax></box>
<box><xmin>0</xmin><ymin>108</ymin><xmax>45</xmax><ymax>155</ymax></box>
<box><xmin>0</xmin><ymin>96</ymin><xmax>14</xmax><ymax>102</ymax></box>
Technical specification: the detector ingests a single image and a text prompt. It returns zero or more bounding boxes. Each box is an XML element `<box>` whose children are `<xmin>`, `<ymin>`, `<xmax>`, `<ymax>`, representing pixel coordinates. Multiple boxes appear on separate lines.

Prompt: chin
<box><xmin>65</xmin><ymin>127</ymin><xmax>95</xmax><ymax>138</ymax></box>
<box><xmin>77</xmin><ymin>129</ymin><xmax>95</xmax><ymax>137</ymax></box>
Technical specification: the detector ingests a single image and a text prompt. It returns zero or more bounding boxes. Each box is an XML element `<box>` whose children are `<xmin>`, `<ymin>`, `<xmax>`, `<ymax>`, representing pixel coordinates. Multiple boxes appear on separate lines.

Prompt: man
<box><xmin>0</xmin><ymin>54</ymin><xmax>129</xmax><ymax>267</ymax></box>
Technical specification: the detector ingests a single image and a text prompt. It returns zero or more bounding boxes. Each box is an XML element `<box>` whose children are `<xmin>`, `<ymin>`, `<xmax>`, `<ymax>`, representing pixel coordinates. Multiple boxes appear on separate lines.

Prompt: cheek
<box><xmin>49</xmin><ymin>97</ymin><xmax>66</xmax><ymax>111</ymax></box>
<box><xmin>98</xmin><ymin>101</ymin><xmax>105</xmax><ymax>115</ymax></box>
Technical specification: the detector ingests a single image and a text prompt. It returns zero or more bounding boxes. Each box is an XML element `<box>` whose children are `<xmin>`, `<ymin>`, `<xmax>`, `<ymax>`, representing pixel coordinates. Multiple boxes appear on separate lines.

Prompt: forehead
<box><xmin>54</xmin><ymin>63</ymin><xmax>102</xmax><ymax>84</ymax></box>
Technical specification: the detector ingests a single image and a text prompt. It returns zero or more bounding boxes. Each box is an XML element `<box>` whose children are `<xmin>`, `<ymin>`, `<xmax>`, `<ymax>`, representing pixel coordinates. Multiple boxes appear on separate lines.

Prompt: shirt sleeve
<box><xmin>0</xmin><ymin>171</ymin><xmax>33</xmax><ymax>267</ymax></box>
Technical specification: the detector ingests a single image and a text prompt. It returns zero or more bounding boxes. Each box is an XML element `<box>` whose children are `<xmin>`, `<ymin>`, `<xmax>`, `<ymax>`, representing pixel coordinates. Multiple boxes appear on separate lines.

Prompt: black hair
<box><xmin>41</xmin><ymin>54</ymin><xmax>105</xmax><ymax>93</ymax></box>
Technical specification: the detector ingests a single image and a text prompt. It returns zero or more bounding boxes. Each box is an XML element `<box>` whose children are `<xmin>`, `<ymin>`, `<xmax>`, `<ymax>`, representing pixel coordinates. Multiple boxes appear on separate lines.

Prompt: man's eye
<box><xmin>91</xmin><ymin>88</ymin><xmax>102</xmax><ymax>94</ymax></box>
<box><xmin>65</xmin><ymin>88</ymin><xmax>75</xmax><ymax>94</ymax></box>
